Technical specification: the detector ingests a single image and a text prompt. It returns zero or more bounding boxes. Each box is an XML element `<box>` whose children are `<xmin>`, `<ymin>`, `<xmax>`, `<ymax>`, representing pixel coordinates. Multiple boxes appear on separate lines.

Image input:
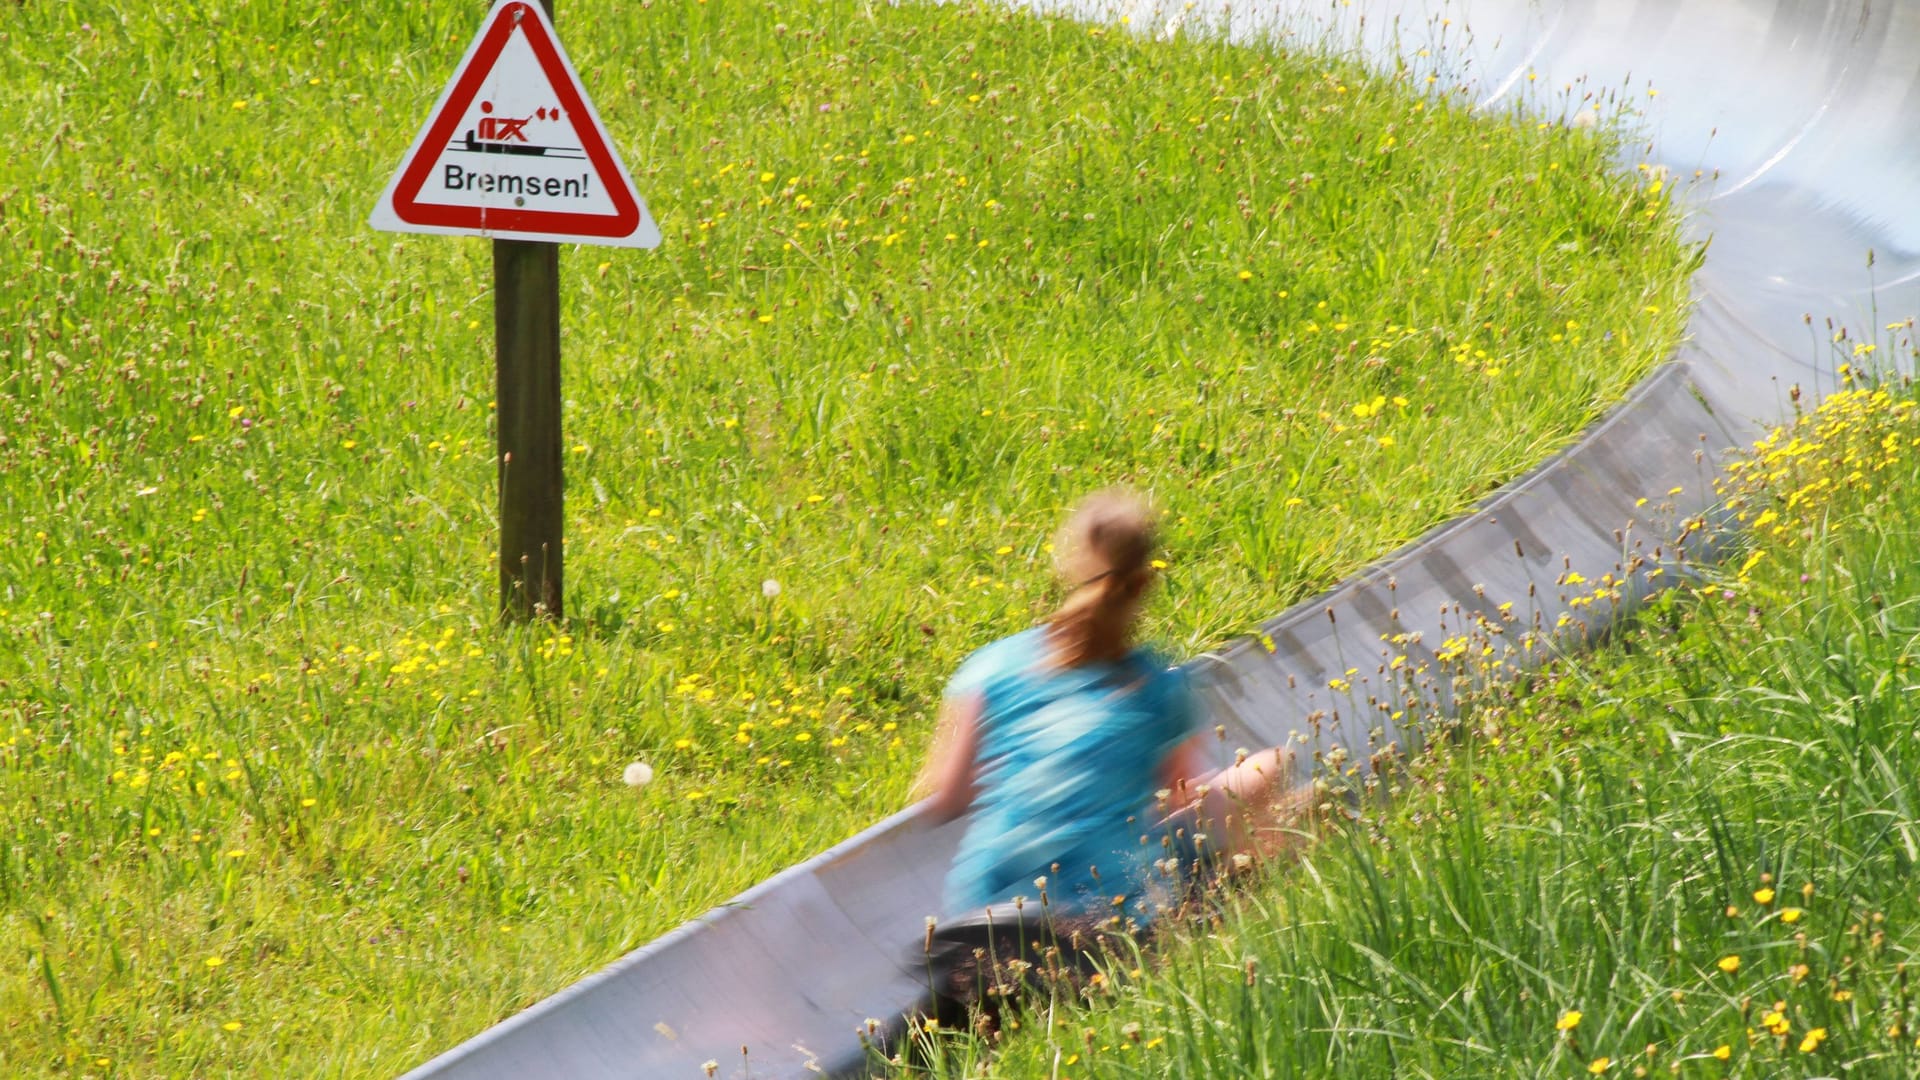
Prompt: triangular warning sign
<box><xmin>370</xmin><ymin>0</ymin><xmax>660</xmax><ymax>248</ymax></box>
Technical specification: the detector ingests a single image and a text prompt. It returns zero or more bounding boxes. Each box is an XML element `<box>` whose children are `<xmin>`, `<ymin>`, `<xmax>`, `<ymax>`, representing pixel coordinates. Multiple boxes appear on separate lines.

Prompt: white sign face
<box><xmin>369</xmin><ymin>0</ymin><xmax>661</xmax><ymax>248</ymax></box>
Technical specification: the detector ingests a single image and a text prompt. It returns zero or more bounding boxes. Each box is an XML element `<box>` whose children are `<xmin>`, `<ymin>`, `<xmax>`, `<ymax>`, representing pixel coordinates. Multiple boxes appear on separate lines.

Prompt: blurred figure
<box><xmin>917</xmin><ymin>489</ymin><xmax>1311</xmax><ymax>931</ymax></box>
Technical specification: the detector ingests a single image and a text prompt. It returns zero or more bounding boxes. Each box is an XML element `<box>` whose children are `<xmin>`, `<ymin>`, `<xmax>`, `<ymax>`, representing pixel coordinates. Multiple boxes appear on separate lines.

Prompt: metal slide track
<box><xmin>400</xmin><ymin>2</ymin><xmax>1920</xmax><ymax>1076</ymax></box>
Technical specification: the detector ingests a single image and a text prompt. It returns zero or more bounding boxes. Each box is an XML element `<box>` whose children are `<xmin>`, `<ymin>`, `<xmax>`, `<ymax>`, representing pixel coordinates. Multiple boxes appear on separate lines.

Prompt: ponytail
<box><xmin>1047</xmin><ymin>491</ymin><xmax>1156</xmax><ymax>668</ymax></box>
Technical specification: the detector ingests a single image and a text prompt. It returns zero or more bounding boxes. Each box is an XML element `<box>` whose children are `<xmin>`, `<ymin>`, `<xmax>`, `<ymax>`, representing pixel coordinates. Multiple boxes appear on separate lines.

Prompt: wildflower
<box><xmin>223</xmin><ymin>1021</ymin><xmax>243</xmax><ymax>1031</ymax></box>
<box><xmin>762</xmin><ymin>579</ymin><xmax>781</xmax><ymax>598</ymax></box>
<box><xmin>1799</xmin><ymin>1027</ymin><xmax>1828</xmax><ymax>1053</ymax></box>
<box><xmin>623</xmin><ymin>762</ymin><xmax>654</xmax><ymax>788</ymax></box>
<box><xmin>1557</xmin><ymin>1010</ymin><xmax>1583</xmax><ymax>1032</ymax></box>
<box><xmin>1753</xmin><ymin>886</ymin><xmax>1776</xmax><ymax>904</ymax></box>
<box><xmin>1780</xmin><ymin>907</ymin><xmax>1803</xmax><ymax>923</ymax></box>
<box><xmin>1712</xmin><ymin>1045</ymin><xmax>1731</xmax><ymax>1061</ymax></box>
<box><xmin>205</xmin><ymin>956</ymin><xmax>224</xmax><ymax>969</ymax></box>
<box><xmin>1716</xmin><ymin>955</ymin><xmax>1741</xmax><ymax>974</ymax></box>
<box><xmin>1588</xmin><ymin>1057</ymin><xmax>1610</xmax><ymax>1074</ymax></box>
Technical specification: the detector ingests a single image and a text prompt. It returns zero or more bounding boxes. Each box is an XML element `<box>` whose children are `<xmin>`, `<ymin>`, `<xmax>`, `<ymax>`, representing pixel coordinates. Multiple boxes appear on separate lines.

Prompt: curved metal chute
<box><xmin>400</xmin><ymin>2</ymin><xmax>1920</xmax><ymax>1076</ymax></box>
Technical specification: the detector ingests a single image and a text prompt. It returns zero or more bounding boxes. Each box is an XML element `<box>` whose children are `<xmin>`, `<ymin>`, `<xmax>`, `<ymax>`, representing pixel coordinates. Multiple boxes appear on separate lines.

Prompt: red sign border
<box><xmin>388</xmin><ymin>1</ymin><xmax>642</xmax><ymax>239</ymax></box>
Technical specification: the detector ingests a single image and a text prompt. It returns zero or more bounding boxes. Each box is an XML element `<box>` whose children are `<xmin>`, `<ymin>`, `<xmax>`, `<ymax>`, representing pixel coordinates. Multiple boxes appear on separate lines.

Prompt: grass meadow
<box><xmin>1</xmin><ymin>0</ymin><xmax>1690</xmax><ymax>1074</ymax></box>
<box><xmin>891</xmin><ymin>354</ymin><xmax>1920</xmax><ymax>1078</ymax></box>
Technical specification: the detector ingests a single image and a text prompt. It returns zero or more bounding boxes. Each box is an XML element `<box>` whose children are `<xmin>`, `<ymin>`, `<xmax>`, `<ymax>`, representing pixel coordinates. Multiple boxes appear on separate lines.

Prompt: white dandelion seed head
<box><xmin>623</xmin><ymin>761</ymin><xmax>654</xmax><ymax>788</ymax></box>
<box><xmin>762</xmin><ymin>578</ymin><xmax>782</xmax><ymax>598</ymax></box>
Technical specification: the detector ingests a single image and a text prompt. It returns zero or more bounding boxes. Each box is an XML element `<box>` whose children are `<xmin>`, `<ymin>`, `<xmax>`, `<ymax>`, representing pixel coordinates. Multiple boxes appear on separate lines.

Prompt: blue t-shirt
<box><xmin>942</xmin><ymin>627</ymin><xmax>1197</xmax><ymax>925</ymax></box>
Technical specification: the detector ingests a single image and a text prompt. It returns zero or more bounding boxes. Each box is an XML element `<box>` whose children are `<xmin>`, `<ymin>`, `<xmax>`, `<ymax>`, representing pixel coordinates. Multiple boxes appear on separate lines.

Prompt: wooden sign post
<box><xmin>494</xmin><ymin>235</ymin><xmax>564</xmax><ymax>619</ymax></box>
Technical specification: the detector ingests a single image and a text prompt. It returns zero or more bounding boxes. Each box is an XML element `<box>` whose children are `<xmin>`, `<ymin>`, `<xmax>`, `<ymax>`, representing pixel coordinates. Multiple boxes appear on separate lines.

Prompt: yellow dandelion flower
<box><xmin>1754</xmin><ymin>886</ymin><xmax>1776</xmax><ymax>904</ymax></box>
<box><xmin>1716</xmin><ymin>955</ymin><xmax>1741</xmax><ymax>974</ymax></box>
<box><xmin>1712</xmin><ymin>1045</ymin><xmax>1731</xmax><ymax>1061</ymax></box>
<box><xmin>1588</xmin><ymin>1057</ymin><xmax>1610</xmax><ymax>1074</ymax></box>
<box><xmin>1557</xmin><ymin>1010</ymin><xmax>1583</xmax><ymax>1032</ymax></box>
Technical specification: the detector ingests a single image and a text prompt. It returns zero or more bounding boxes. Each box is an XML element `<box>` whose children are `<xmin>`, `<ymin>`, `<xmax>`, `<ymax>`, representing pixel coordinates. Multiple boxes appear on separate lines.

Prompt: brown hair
<box><xmin>1047</xmin><ymin>489</ymin><xmax>1157</xmax><ymax>668</ymax></box>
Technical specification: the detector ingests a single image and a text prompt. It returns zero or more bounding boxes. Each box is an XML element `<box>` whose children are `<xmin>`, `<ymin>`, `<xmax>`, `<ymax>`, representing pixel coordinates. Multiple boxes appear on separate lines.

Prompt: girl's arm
<box><xmin>1157</xmin><ymin>734</ymin><xmax>1213</xmax><ymax>806</ymax></box>
<box><xmin>915</xmin><ymin>692</ymin><xmax>983</xmax><ymax>823</ymax></box>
